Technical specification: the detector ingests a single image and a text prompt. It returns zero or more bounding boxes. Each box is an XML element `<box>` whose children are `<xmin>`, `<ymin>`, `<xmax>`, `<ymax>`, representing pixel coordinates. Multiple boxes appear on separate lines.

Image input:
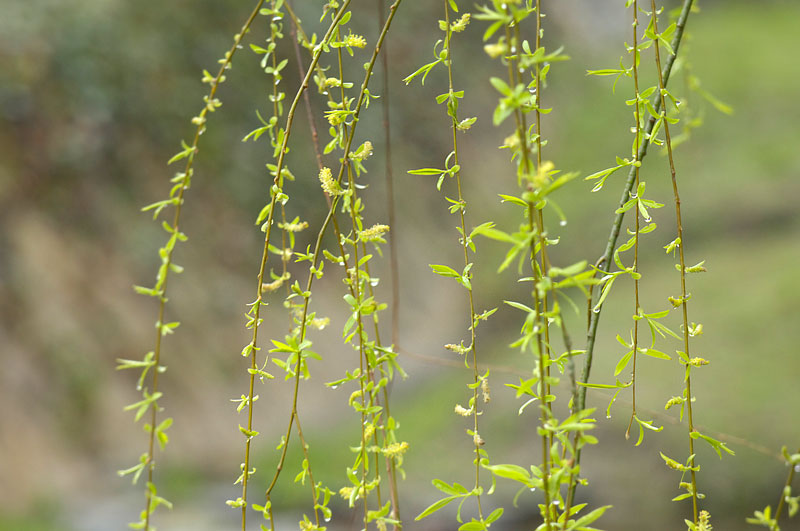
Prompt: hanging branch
<box><xmin>569</xmin><ymin>0</ymin><xmax>695</xmax><ymax>510</ymax></box>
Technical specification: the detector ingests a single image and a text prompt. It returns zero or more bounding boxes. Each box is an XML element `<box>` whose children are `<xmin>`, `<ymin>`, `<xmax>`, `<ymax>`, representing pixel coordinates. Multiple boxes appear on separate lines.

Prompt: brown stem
<box><xmin>649</xmin><ymin>0</ymin><xmax>698</xmax><ymax>522</ymax></box>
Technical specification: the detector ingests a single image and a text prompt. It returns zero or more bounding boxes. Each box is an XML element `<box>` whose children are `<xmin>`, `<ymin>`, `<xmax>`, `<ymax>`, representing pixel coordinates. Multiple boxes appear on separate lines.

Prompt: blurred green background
<box><xmin>1</xmin><ymin>0</ymin><xmax>798</xmax><ymax>529</ymax></box>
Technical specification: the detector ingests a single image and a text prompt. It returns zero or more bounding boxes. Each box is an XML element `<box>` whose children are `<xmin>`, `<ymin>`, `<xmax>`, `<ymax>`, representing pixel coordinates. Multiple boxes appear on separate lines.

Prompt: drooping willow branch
<box><xmin>243</xmin><ymin>1</ymin><xmax>406</xmax><ymax>528</ymax></box>
<box><xmin>119</xmin><ymin>3</ymin><xmax>267</xmax><ymax>530</ymax></box>
<box><xmin>577</xmin><ymin>0</ymin><xmax>695</xmax><ymax>421</ymax></box>
<box><xmin>284</xmin><ymin>3</ymin><xmax>404</xmax><ymax>524</ymax></box>
<box><xmin>239</xmin><ymin>4</ymin><xmax>353</xmax><ymax>529</ymax></box>
<box><xmin>650</xmin><ymin>0</ymin><xmax>700</xmax><ymax>521</ymax></box>
<box><xmin>570</xmin><ymin>0</ymin><xmax>695</xmax><ymax>508</ymax></box>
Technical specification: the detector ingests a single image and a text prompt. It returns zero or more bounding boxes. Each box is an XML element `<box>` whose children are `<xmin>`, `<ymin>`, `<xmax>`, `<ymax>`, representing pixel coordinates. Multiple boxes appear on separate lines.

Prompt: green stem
<box><xmin>443</xmin><ymin>1</ymin><xmax>484</xmax><ymax>521</ymax></box>
<box><xmin>625</xmin><ymin>0</ymin><xmax>642</xmax><ymax>443</ymax></box>
<box><xmin>529</xmin><ymin>2</ymin><xmax>554</xmax><ymax>527</ymax></box>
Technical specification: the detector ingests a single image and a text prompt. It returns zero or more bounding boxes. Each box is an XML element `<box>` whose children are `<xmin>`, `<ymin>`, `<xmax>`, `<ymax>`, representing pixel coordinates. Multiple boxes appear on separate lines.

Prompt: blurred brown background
<box><xmin>1</xmin><ymin>0</ymin><xmax>798</xmax><ymax>529</ymax></box>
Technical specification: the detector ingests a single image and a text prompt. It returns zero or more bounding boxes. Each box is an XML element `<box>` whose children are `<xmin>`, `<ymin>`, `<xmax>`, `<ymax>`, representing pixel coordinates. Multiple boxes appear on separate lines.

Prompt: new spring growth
<box><xmin>440</xmin><ymin>13</ymin><xmax>471</xmax><ymax>33</ymax></box>
<box><xmin>697</xmin><ymin>510</ymin><xmax>713</xmax><ymax>531</ymax></box>
<box><xmin>326</xmin><ymin>110</ymin><xmax>348</xmax><ymax>126</ymax></box>
<box><xmin>201</xmin><ymin>69</ymin><xmax>225</xmax><ymax>86</ymax></box>
<box><xmin>278</xmin><ymin>220</ymin><xmax>309</xmax><ymax>232</ymax></box>
<box><xmin>261</xmin><ymin>272</ymin><xmax>291</xmax><ymax>294</ymax></box>
<box><xmin>502</xmin><ymin>132</ymin><xmax>521</xmax><ymax>151</ymax></box>
<box><xmin>358</xmin><ymin>224</ymin><xmax>390</xmax><ymax>242</ymax></box>
<box><xmin>532</xmin><ymin>161</ymin><xmax>555</xmax><ymax>190</ymax></box>
<box><xmin>350</xmin><ymin>140</ymin><xmax>373</xmax><ymax>161</ymax></box>
<box><xmin>323</xmin><ymin>77</ymin><xmax>343</xmax><ymax>89</ymax></box>
<box><xmin>299</xmin><ymin>519</ymin><xmax>318</xmax><ymax>531</ymax></box>
<box><xmin>319</xmin><ymin>167</ymin><xmax>343</xmax><ymax>196</ymax></box>
<box><xmin>382</xmin><ymin>442</ymin><xmax>410</xmax><ymax>458</ymax></box>
<box><xmin>445</xmin><ymin>342</ymin><xmax>469</xmax><ymax>355</ymax></box>
<box><xmin>363</xmin><ymin>423</ymin><xmax>376</xmax><ymax>442</ymax></box>
<box><xmin>480</xmin><ymin>378</ymin><xmax>491</xmax><ymax>403</ymax></box>
<box><xmin>484</xmin><ymin>38</ymin><xmax>508</xmax><ymax>59</ymax></box>
<box><xmin>339</xmin><ymin>486</ymin><xmax>365</xmax><ymax>501</ymax></box>
<box><xmin>455</xmin><ymin>404</ymin><xmax>473</xmax><ymax>417</ymax></box>
<box><xmin>342</xmin><ymin>33</ymin><xmax>367</xmax><ymax>49</ymax></box>
<box><xmin>665</xmin><ymin>396</ymin><xmax>685</xmax><ymax>410</ymax></box>
<box><xmin>310</xmin><ymin>317</ymin><xmax>330</xmax><ymax>330</ymax></box>
<box><xmin>688</xmin><ymin>322</ymin><xmax>704</xmax><ymax>337</ymax></box>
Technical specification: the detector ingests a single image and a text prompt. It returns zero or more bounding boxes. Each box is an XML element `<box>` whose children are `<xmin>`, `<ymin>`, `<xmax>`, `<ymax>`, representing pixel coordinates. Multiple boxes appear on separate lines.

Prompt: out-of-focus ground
<box><xmin>1</xmin><ymin>0</ymin><xmax>798</xmax><ymax>529</ymax></box>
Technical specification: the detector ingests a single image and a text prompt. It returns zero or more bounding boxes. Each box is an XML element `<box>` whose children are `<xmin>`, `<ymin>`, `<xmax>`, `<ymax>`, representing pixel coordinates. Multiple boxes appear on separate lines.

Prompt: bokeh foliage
<box><xmin>0</xmin><ymin>0</ymin><xmax>798</xmax><ymax>529</ymax></box>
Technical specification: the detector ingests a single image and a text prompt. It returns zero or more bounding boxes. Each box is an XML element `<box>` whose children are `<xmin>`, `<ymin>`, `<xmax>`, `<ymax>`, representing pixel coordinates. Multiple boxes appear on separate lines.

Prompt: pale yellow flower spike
<box><xmin>382</xmin><ymin>441</ymin><xmax>409</xmax><ymax>457</ymax></box>
<box><xmin>481</xmin><ymin>378</ymin><xmax>491</xmax><ymax>403</ymax></box>
<box><xmin>451</xmin><ymin>13</ymin><xmax>471</xmax><ymax>33</ymax></box>
<box><xmin>698</xmin><ymin>510</ymin><xmax>712</xmax><ymax>531</ymax></box>
<box><xmin>343</xmin><ymin>33</ymin><xmax>367</xmax><ymax>48</ymax></box>
<box><xmin>454</xmin><ymin>404</ymin><xmax>472</xmax><ymax>417</ymax></box>
<box><xmin>533</xmin><ymin>160</ymin><xmax>555</xmax><ymax>189</ymax></box>
<box><xmin>359</xmin><ymin>223</ymin><xmax>390</xmax><ymax>242</ymax></box>
<box><xmin>319</xmin><ymin>167</ymin><xmax>342</xmax><ymax>196</ymax></box>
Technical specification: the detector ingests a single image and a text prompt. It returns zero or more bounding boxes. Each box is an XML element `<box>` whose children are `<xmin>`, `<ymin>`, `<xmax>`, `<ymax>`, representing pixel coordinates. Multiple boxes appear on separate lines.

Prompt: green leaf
<box><xmin>690</xmin><ymin>431</ymin><xmax>735</xmax><ymax>458</ymax></box>
<box><xmin>416</xmin><ymin>495</ymin><xmax>458</xmax><ymax>520</ymax></box>
<box><xmin>432</xmin><ymin>478</ymin><xmax>468</xmax><ymax>495</ymax></box>
<box><xmin>489</xmin><ymin>77</ymin><xmax>512</xmax><ymax>96</ymax></box>
<box><xmin>123</xmin><ymin>391</ymin><xmax>163</xmax><ymax>422</ymax></box>
<box><xmin>639</xmin><ymin>348</ymin><xmax>671</xmax><ymax>360</ymax></box>
<box><xmin>549</xmin><ymin>261</ymin><xmax>587</xmax><ymax>278</ymax></box>
<box><xmin>486</xmin><ymin>507</ymin><xmax>504</xmax><ymax>525</ymax></box>
<box><xmin>584</xmin><ymin>163</ymin><xmax>626</xmax><ymax>192</ymax></box>
<box><xmin>484</xmin><ymin>463</ymin><xmax>532</xmax><ymax>485</ymax></box>
<box><xmin>408</xmin><ymin>167</ymin><xmax>446</xmax><ymax>176</ymax></box>
<box><xmin>472</xmin><ymin>224</ymin><xmax>517</xmax><ymax>243</ymax></box>
<box><xmin>592</xmin><ymin>273</ymin><xmax>618</xmax><ymax>311</ymax></box>
<box><xmin>504</xmin><ymin>300</ymin><xmax>535</xmax><ymax>314</ymax></box>
<box><xmin>167</xmin><ymin>140</ymin><xmax>195</xmax><ymax>165</ymax></box>
<box><xmin>567</xmin><ymin>505</ymin><xmax>611</xmax><ymax>530</ymax></box>
<box><xmin>614</xmin><ymin>350</ymin><xmax>634</xmax><ymax>376</ymax></box>
<box><xmin>498</xmin><ymin>194</ymin><xmax>528</xmax><ymax>207</ymax></box>
<box><xmin>430</xmin><ymin>264</ymin><xmax>460</xmax><ymax>278</ymax></box>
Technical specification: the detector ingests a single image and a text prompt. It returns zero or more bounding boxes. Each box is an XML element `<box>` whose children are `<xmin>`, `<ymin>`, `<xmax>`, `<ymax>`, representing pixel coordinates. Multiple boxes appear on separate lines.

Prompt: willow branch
<box><xmin>570</xmin><ymin>0</ymin><xmax>695</xmax><ymax>509</ymax></box>
<box><xmin>577</xmin><ymin>0</ymin><xmax>695</xmax><ymax>414</ymax></box>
